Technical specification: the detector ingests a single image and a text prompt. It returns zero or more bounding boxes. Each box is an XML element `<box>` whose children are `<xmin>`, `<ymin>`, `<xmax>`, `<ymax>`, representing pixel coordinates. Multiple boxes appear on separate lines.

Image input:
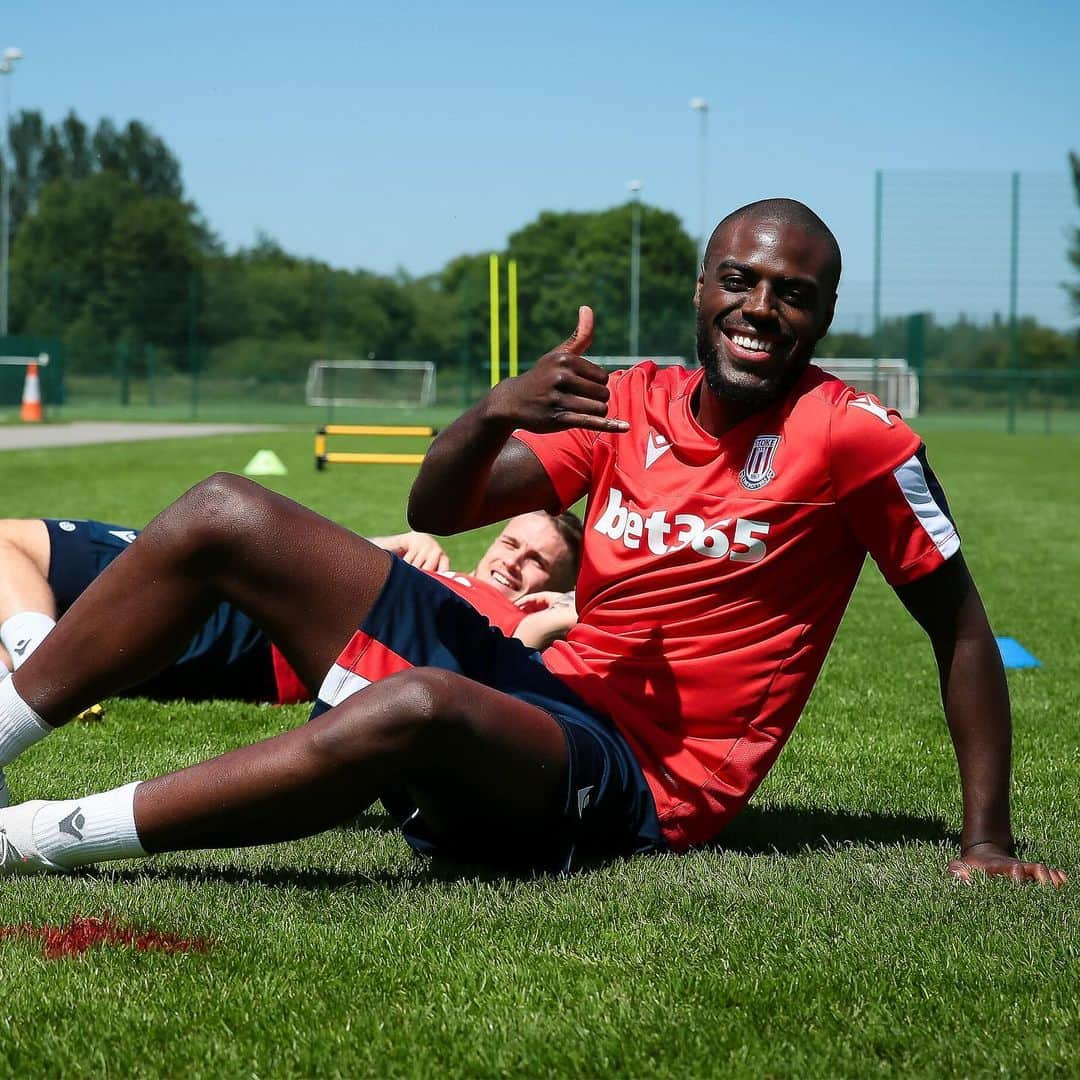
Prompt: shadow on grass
<box><xmin>92</xmin><ymin>847</ymin><xmax>547</xmax><ymax>891</ymax></box>
<box><xmin>84</xmin><ymin>805</ymin><xmax>958</xmax><ymax>892</ymax></box>
<box><xmin>714</xmin><ymin>804</ymin><xmax>958</xmax><ymax>856</ymax></box>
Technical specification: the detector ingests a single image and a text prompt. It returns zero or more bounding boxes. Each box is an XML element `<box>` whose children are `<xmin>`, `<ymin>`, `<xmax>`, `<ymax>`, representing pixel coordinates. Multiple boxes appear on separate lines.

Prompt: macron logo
<box><xmin>848</xmin><ymin>395</ymin><xmax>892</xmax><ymax>426</ymax></box>
<box><xmin>108</xmin><ymin>530</ymin><xmax>138</xmax><ymax>544</ymax></box>
<box><xmin>645</xmin><ymin>431</ymin><xmax>672</xmax><ymax>469</ymax></box>
<box><xmin>58</xmin><ymin>807</ymin><xmax>86</xmax><ymax>840</ymax></box>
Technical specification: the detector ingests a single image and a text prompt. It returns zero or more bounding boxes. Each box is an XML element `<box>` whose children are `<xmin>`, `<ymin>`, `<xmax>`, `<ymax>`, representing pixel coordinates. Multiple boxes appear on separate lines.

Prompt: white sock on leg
<box><xmin>0</xmin><ymin>658</ymin><xmax>10</xmax><ymax>682</ymax></box>
<box><xmin>0</xmin><ymin>677</ymin><xmax>51</xmax><ymax>766</ymax></box>
<box><xmin>32</xmin><ymin>782</ymin><xmax>146</xmax><ymax>869</ymax></box>
<box><xmin>0</xmin><ymin>612</ymin><xmax>56</xmax><ymax>669</ymax></box>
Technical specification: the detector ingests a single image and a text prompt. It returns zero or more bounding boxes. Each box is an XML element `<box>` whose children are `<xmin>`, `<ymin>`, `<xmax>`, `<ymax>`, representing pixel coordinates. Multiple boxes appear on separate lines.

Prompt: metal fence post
<box><xmin>872</xmin><ymin>170</ymin><xmax>883</xmax><ymax>399</ymax></box>
<box><xmin>146</xmin><ymin>343</ymin><xmax>156</xmax><ymax>407</ymax></box>
<box><xmin>1007</xmin><ymin>171</ymin><xmax>1020</xmax><ymax>434</ymax></box>
<box><xmin>188</xmin><ymin>270</ymin><xmax>200</xmax><ymax>420</ymax></box>
<box><xmin>905</xmin><ymin>313</ymin><xmax>925</xmax><ymax>370</ymax></box>
<box><xmin>117</xmin><ymin>342</ymin><xmax>129</xmax><ymax>406</ymax></box>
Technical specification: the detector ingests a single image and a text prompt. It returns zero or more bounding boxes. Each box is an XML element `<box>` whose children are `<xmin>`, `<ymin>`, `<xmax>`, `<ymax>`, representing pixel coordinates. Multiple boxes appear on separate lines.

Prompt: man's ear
<box><xmin>693</xmin><ymin>264</ymin><xmax>704</xmax><ymax>309</ymax></box>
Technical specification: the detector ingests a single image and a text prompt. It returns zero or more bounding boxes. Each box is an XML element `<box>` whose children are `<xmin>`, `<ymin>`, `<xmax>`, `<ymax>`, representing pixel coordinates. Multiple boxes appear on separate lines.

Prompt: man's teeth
<box><xmin>732</xmin><ymin>333</ymin><xmax>772</xmax><ymax>353</ymax></box>
<box><xmin>492</xmin><ymin>571</ymin><xmax>511</xmax><ymax>587</ymax></box>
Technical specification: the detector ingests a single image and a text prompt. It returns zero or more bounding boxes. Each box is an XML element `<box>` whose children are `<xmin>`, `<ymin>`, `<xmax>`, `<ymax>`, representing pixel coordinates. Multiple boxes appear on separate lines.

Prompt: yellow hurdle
<box><xmin>322</xmin><ymin>425</ymin><xmax>436</xmax><ymax>437</ymax></box>
<box><xmin>315</xmin><ymin>424</ymin><xmax>438</xmax><ymax>470</ymax></box>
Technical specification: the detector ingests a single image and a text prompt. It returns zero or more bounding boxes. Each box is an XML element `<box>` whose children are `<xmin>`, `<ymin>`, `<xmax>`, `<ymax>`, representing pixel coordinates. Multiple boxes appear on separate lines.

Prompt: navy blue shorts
<box><xmin>44</xmin><ymin>518</ymin><xmax>278</xmax><ymax>703</ymax></box>
<box><xmin>311</xmin><ymin>556</ymin><xmax>664</xmax><ymax>871</ymax></box>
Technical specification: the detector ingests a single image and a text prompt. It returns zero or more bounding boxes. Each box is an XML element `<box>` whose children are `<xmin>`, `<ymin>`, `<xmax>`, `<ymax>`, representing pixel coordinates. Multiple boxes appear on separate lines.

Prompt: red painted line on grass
<box><xmin>0</xmin><ymin>913</ymin><xmax>210</xmax><ymax>960</ymax></box>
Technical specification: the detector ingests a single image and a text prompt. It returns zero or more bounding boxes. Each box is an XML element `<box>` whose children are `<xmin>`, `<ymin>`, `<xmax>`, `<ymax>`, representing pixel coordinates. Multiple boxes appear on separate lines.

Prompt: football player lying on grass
<box><xmin>0</xmin><ymin>512</ymin><xmax>581</xmax><ymax>706</ymax></box>
<box><xmin>0</xmin><ymin>198</ymin><xmax>1065</xmax><ymax>886</ymax></box>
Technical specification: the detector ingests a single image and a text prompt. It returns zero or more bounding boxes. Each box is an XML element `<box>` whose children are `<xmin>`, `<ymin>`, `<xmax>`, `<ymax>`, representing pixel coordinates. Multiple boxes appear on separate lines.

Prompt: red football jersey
<box><xmin>515</xmin><ymin>362</ymin><xmax>958</xmax><ymax>851</ymax></box>
<box><xmin>425</xmin><ymin>570</ymin><xmax>527</xmax><ymax>637</ymax></box>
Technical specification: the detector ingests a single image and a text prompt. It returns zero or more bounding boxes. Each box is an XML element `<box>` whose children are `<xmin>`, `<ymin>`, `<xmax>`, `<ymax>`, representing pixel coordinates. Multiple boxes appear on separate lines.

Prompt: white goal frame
<box><xmin>305</xmin><ymin>359</ymin><xmax>436</xmax><ymax>409</ymax></box>
<box><xmin>0</xmin><ymin>352</ymin><xmax>49</xmax><ymax>366</ymax></box>
<box><xmin>818</xmin><ymin>357</ymin><xmax>919</xmax><ymax>418</ymax></box>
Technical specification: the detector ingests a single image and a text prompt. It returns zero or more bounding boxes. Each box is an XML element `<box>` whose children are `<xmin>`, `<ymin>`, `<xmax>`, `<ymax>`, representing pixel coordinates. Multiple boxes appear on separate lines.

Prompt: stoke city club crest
<box><xmin>739</xmin><ymin>435</ymin><xmax>780</xmax><ymax>491</ymax></box>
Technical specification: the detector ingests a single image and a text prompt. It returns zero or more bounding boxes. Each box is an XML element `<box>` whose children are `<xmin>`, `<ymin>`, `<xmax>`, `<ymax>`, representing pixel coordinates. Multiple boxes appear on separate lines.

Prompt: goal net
<box><xmin>817</xmin><ymin>357</ymin><xmax>920</xmax><ymax>418</ymax></box>
<box><xmin>305</xmin><ymin>360</ymin><xmax>436</xmax><ymax>409</ymax></box>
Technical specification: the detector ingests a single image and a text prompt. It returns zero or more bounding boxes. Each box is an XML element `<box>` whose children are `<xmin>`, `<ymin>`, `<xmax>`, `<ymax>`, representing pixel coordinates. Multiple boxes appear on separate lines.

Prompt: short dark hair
<box><xmin>706</xmin><ymin>198</ymin><xmax>842</xmax><ymax>290</ymax></box>
<box><xmin>545</xmin><ymin>510</ymin><xmax>583</xmax><ymax>592</ymax></box>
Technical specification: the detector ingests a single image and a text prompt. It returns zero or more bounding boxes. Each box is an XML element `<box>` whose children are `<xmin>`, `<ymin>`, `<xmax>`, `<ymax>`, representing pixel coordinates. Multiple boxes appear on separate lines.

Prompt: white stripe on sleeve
<box><xmin>892</xmin><ymin>455</ymin><xmax>960</xmax><ymax>559</ymax></box>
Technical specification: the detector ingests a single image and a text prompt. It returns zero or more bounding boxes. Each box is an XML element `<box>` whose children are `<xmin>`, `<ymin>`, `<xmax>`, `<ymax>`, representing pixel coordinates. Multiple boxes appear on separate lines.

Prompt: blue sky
<box><xmin>5</xmin><ymin>1</ymin><xmax>1079</xmax><ymax>327</ymax></box>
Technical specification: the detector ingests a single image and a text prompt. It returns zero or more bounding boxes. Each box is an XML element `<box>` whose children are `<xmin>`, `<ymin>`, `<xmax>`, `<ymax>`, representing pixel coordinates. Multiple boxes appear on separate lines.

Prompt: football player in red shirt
<box><xmin>0</xmin><ymin>200</ymin><xmax>1065</xmax><ymax>886</ymax></box>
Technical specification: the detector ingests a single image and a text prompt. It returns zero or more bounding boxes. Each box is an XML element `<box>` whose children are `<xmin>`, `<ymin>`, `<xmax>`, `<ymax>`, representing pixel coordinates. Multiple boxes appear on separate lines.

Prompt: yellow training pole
<box><xmin>489</xmin><ymin>253</ymin><xmax>500</xmax><ymax>387</ymax></box>
<box><xmin>508</xmin><ymin>258</ymin><xmax>519</xmax><ymax>378</ymax></box>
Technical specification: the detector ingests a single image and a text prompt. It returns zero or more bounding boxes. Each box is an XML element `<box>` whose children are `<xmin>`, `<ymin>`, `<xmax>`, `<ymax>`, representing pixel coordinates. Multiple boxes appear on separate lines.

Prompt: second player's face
<box><xmin>475</xmin><ymin>514</ymin><xmax>568</xmax><ymax>600</ymax></box>
<box><xmin>694</xmin><ymin>217</ymin><xmax>836</xmax><ymax>410</ymax></box>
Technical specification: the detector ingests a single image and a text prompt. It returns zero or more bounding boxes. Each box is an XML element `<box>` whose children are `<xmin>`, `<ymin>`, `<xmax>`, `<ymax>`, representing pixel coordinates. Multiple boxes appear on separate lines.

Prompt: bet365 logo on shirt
<box><xmin>594</xmin><ymin>487</ymin><xmax>770</xmax><ymax>562</ymax></box>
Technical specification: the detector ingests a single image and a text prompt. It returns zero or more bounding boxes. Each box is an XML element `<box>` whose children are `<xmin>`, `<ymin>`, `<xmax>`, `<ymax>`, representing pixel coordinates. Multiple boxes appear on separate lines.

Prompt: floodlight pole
<box><xmin>627</xmin><ymin>180</ymin><xmax>642</xmax><ymax>358</ymax></box>
<box><xmin>689</xmin><ymin>97</ymin><xmax>708</xmax><ymax>261</ymax></box>
<box><xmin>0</xmin><ymin>47</ymin><xmax>23</xmax><ymax>339</ymax></box>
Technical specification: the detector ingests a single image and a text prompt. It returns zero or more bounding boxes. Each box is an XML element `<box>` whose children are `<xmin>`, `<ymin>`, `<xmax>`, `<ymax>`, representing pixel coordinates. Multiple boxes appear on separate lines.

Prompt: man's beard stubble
<box><xmin>695</xmin><ymin>311</ymin><xmax>810</xmax><ymax>410</ymax></box>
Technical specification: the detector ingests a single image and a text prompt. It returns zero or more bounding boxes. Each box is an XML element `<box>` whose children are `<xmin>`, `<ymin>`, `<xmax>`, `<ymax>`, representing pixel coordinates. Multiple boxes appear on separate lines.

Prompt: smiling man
<box><xmin>0</xmin><ymin>199</ymin><xmax>1064</xmax><ymax>886</ymax></box>
<box><xmin>695</xmin><ymin>202</ymin><xmax>841</xmax><ymax>408</ymax></box>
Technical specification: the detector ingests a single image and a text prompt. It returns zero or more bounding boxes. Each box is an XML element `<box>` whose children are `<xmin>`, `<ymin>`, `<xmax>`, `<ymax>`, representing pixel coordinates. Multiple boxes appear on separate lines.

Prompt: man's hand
<box><xmin>513</xmin><ymin>590</ymin><xmax>575</xmax><ymax>614</ymax></box>
<box><xmin>485</xmin><ymin>306</ymin><xmax>630</xmax><ymax>436</ymax></box>
<box><xmin>896</xmin><ymin>557</ymin><xmax>1067</xmax><ymax>892</ymax></box>
<box><xmin>513</xmin><ymin>591</ymin><xmax>578</xmax><ymax>650</ymax></box>
<box><xmin>947</xmin><ymin>841</ymin><xmax>1068</xmax><ymax>888</ymax></box>
<box><xmin>407</xmin><ymin>307</ymin><xmax>610</xmax><ymax>533</ymax></box>
<box><xmin>370</xmin><ymin>531</ymin><xmax>450</xmax><ymax>572</ymax></box>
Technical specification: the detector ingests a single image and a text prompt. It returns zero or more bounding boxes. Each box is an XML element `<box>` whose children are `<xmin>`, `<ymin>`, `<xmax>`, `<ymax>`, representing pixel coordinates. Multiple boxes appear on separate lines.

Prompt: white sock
<box><xmin>32</xmin><ymin>781</ymin><xmax>146</xmax><ymax>869</ymax></box>
<box><xmin>1</xmin><ymin>612</ymin><xmax>56</xmax><ymax>669</ymax></box>
<box><xmin>0</xmin><ymin>658</ymin><xmax>9</xmax><ymax>681</ymax></box>
<box><xmin>0</xmin><ymin>677</ymin><xmax>52</xmax><ymax>766</ymax></box>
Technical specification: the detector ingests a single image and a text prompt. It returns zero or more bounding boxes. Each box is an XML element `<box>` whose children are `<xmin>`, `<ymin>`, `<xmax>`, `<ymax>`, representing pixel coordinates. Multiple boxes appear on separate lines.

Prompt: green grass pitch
<box><xmin>0</xmin><ymin>427</ymin><xmax>1076</xmax><ymax>1078</ymax></box>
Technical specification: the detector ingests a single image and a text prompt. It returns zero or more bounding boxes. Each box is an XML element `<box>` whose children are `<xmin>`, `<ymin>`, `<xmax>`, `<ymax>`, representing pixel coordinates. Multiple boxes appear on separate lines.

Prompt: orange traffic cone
<box><xmin>20</xmin><ymin>361</ymin><xmax>43</xmax><ymax>422</ymax></box>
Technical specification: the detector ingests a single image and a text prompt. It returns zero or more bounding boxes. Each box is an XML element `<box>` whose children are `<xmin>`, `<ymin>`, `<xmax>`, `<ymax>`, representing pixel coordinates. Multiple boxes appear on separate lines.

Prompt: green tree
<box><xmin>6</xmin><ymin>109</ymin><xmax>45</xmax><ymax>233</ymax></box>
<box><xmin>3</xmin><ymin>110</ymin><xmax>184</xmax><ymax>252</ymax></box>
<box><xmin>197</xmin><ymin>235</ymin><xmax>456</xmax><ymax>381</ymax></box>
<box><xmin>396</xmin><ymin>273</ymin><xmax>462</xmax><ymax>372</ymax></box>
<box><xmin>10</xmin><ymin>172</ymin><xmax>208</xmax><ymax>368</ymax></box>
<box><xmin>102</xmin><ymin>195</ymin><xmax>205</xmax><ymax>348</ymax></box>
<box><xmin>440</xmin><ymin>251</ymin><xmax>499</xmax><ymax>380</ymax></box>
<box><xmin>99</xmin><ymin>118</ymin><xmax>183</xmax><ymax>199</ymax></box>
<box><xmin>506</xmin><ymin>204</ymin><xmax>697</xmax><ymax>363</ymax></box>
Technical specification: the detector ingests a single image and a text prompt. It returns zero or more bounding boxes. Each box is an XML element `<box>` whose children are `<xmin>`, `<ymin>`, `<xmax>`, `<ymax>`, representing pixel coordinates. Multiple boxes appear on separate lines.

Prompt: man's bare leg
<box><xmin>0</xmin><ymin>474</ymin><xmax>569</xmax><ymax>871</ymax></box>
<box><xmin>135</xmin><ymin>668</ymin><xmax>567</xmax><ymax>853</ymax></box>
<box><xmin>0</xmin><ymin>519</ymin><xmax>55</xmax><ymax>672</ymax></box>
<box><xmin>0</xmin><ymin>665</ymin><xmax>568</xmax><ymax>873</ymax></box>
<box><xmin>11</xmin><ymin>474</ymin><xmax>393</xmax><ymax>725</ymax></box>
<box><xmin>0</xmin><ymin>473</ymin><xmax>391</xmax><ymax>777</ymax></box>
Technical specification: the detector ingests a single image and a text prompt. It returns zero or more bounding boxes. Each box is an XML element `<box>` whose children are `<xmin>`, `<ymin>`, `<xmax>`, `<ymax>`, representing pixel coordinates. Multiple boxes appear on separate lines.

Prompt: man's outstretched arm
<box><xmin>895</xmin><ymin>555</ymin><xmax>1067</xmax><ymax>887</ymax></box>
<box><xmin>408</xmin><ymin>306</ymin><xmax>628</xmax><ymax>534</ymax></box>
<box><xmin>366</xmin><ymin>530</ymin><xmax>450</xmax><ymax>572</ymax></box>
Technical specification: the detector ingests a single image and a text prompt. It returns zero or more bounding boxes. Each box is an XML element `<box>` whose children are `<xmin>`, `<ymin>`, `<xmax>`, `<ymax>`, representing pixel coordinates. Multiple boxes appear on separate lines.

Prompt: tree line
<box><xmin>2</xmin><ymin>110</ymin><xmax>1077</xmax><ymax>380</ymax></box>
